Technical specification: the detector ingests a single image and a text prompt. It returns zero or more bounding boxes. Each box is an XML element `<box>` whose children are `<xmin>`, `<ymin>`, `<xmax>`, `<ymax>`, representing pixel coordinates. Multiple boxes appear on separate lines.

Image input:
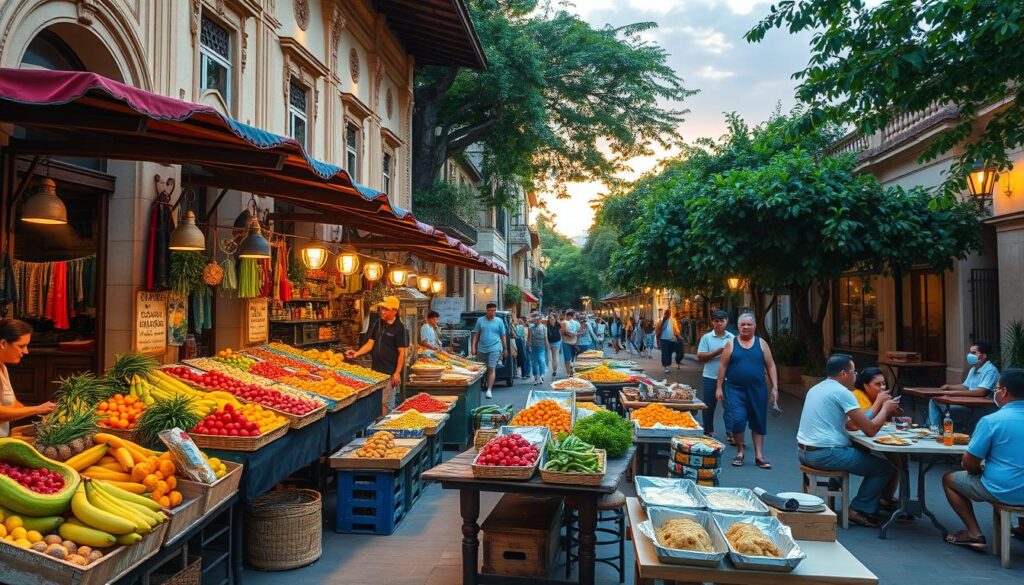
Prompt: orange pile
<box><xmin>129</xmin><ymin>452</ymin><xmax>183</xmax><ymax>508</ymax></box>
<box><xmin>97</xmin><ymin>394</ymin><xmax>145</xmax><ymax>429</ymax></box>
<box><xmin>631</xmin><ymin>403</ymin><xmax>699</xmax><ymax>429</ymax></box>
<box><xmin>510</xmin><ymin>399</ymin><xmax>572</xmax><ymax>435</ymax></box>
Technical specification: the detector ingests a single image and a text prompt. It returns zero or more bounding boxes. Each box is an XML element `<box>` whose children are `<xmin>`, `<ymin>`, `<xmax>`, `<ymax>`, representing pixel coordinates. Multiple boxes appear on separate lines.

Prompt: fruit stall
<box><xmin>402</xmin><ymin>349</ymin><xmax>486</xmax><ymax>449</ymax></box>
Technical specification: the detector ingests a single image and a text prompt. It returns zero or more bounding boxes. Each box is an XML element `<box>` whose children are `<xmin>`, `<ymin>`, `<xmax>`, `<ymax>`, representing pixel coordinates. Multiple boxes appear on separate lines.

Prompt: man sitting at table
<box><xmin>927</xmin><ymin>341</ymin><xmax>999</xmax><ymax>429</ymax></box>
<box><xmin>797</xmin><ymin>354</ymin><xmax>900</xmax><ymax>527</ymax></box>
<box><xmin>942</xmin><ymin>368</ymin><xmax>1024</xmax><ymax>550</ymax></box>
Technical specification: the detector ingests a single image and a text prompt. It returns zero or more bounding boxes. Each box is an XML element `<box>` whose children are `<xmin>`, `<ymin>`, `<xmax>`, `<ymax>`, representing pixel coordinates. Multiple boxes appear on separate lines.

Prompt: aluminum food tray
<box><xmin>635</xmin><ymin>476</ymin><xmax>707</xmax><ymax>510</ymax></box>
<box><xmin>712</xmin><ymin>513</ymin><xmax>806</xmax><ymax>572</ymax></box>
<box><xmin>699</xmin><ymin>486</ymin><xmax>770</xmax><ymax>516</ymax></box>
<box><xmin>637</xmin><ymin>507</ymin><xmax>728</xmax><ymax>567</ymax></box>
<box><xmin>633</xmin><ymin>418</ymin><xmax>705</xmax><ymax>439</ymax></box>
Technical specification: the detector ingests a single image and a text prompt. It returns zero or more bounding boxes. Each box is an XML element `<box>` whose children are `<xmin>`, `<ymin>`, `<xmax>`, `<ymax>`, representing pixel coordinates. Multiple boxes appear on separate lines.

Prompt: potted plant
<box><xmin>769</xmin><ymin>331</ymin><xmax>806</xmax><ymax>385</ymax></box>
<box><xmin>504</xmin><ymin>284</ymin><xmax>524</xmax><ymax>309</ymax></box>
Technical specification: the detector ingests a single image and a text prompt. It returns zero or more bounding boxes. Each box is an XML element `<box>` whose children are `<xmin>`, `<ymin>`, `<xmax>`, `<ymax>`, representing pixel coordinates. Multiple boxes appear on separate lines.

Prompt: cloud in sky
<box><xmin>538</xmin><ymin>0</ymin><xmax>813</xmax><ymax>238</ymax></box>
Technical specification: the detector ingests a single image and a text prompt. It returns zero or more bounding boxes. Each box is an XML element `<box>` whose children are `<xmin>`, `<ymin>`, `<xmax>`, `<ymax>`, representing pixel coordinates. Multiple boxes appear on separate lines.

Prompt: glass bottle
<box><xmin>943</xmin><ymin>411</ymin><xmax>954</xmax><ymax>447</ymax></box>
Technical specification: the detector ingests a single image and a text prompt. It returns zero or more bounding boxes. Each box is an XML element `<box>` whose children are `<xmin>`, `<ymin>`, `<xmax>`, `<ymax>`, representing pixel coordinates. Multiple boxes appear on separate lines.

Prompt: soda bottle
<box><xmin>943</xmin><ymin>411</ymin><xmax>954</xmax><ymax>447</ymax></box>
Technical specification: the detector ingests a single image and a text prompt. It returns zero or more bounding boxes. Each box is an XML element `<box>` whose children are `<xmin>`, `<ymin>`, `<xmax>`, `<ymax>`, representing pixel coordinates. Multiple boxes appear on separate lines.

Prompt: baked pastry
<box><xmin>655</xmin><ymin>518</ymin><xmax>714</xmax><ymax>552</ymax></box>
<box><xmin>726</xmin><ymin>523</ymin><xmax>781</xmax><ymax>557</ymax></box>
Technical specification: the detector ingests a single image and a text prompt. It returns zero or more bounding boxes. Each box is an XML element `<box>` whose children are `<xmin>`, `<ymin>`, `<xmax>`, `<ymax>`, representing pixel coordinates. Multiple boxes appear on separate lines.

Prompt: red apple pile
<box><xmin>191</xmin><ymin>404</ymin><xmax>261</xmax><ymax>437</ymax></box>
<box><xmin>476</xmin><ymin>434</ymin><xmax>539</xmax><ymax>467</ymax></box>
<box><xmin>163</xmin><ymin>367</ymin><xmax>319</xmax><ymax>415</ymax></box>
<box><xmin>0</xmin><ymin>461</ymin><xmax>65</xmax><ymax>494</ymax></box>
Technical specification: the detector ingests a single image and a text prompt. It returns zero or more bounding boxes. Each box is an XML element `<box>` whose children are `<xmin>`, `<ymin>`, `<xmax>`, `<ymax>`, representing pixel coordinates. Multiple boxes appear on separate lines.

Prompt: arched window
<box><xmin>21</xmin><ymin>29</ymin><xmax>86</xmax><ymax>72</ymax></box>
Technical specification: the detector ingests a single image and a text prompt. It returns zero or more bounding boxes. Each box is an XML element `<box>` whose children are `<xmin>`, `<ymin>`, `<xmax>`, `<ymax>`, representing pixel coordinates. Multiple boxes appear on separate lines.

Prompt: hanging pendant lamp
<box><xmin>387</xmin><ymin>263</ymin><xmax>409</xmax><ymax>287</ymax></box>
<box><xmin>21</xmin><ymin>177</ymin><xmax>67</xmax><ymax>225</ymax></box>
<box><xmin>416</xmin><ymin>274</ymin><xmax>433</xmax><ymax>293</ymax></box>
<box><xmin>336</xmin><ymin>243</ymin><xmax>360</xmax><ymax>276</ymax></box>
<box><xmin>300</xmin><ymin>228</ymin><xmax>330</xmax><ymax>270</ymax></box>
<box><xmin>363</xmin><ymin>260</ymin><xmax>384</xmax><ymax>282</ymax></box>
<box><xmin>169</xmin><ymin>210</ymin><xmax>206</xmax><ymax>251</ymax></box>
<box><xmin>430</xmin><ymin>275</ymin><xmax>445</xmax><ymax>294</ymax></box>
<box><xmin>238</xmin><ymin>218</ymin><xmax>272</xmax><ymax>258</ymax></box>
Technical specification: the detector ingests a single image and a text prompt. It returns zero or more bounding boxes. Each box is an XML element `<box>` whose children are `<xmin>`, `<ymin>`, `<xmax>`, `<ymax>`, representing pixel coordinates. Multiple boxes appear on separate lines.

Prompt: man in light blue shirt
<box><xmin>419</xmin><ymin>310</ymin><xmax>441</xmax><ymax>351</ymax></box>
<box><xmin>942</xmin><ymin>368</ymin><xmax>1024</xmax><ymax>550</ymax></box>
<box><xmin>472</xmin><ymin>303</ymin><xmax>507</xmax><ymax>399</ymax></box>
<box><xmin>696</xmin><ymin>310</ymin><xmax>735</xmax><ymax>437</ymax></box>
<box><xmin>928</xmin><ymin>342</ymin><xmax>999</xmax><ymax>428</ymax></box>
<box><xmin>797</xmin><ymin>354</ymin><xmax>900</xmax><ymax>527</ymax></box>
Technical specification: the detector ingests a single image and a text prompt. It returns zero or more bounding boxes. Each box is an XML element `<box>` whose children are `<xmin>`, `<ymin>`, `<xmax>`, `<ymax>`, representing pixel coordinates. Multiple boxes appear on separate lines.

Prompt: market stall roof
<box><xmin>372</xmin><ymin>0</ymin><xmax>487</xmax><ymax>70</ymax></box>
<box><xmin>522</xmin><ymin>290</ymin><xmax>540</xmax><ymax>304</ymax></box>
<box><xmin>0</xmin><ymin>68</ymin><xmax>505</xmax><ymax>274</ymax></box>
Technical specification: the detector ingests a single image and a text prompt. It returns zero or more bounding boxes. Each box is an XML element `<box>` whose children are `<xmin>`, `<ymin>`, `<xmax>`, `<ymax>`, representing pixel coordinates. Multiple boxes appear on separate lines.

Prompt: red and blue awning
<box><xmin>0</xmin><ymin>67</ymin><xmax>505</xmax><ymax>274</ymax></box>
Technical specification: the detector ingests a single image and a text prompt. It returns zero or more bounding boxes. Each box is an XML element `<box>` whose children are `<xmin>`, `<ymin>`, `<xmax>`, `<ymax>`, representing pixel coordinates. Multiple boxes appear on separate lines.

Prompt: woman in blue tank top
<box><xmin>715</xmin><ymin>313</ymin><xmax>779</xmax><ymax>469</ymax></box>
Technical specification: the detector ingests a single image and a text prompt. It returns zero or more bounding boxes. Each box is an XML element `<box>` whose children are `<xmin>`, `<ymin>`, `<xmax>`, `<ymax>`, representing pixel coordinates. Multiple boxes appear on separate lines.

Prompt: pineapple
<box><xmin>34</xmin><ymin>407</ymin><xmax>99</xmax><ymax>461</ymax></box>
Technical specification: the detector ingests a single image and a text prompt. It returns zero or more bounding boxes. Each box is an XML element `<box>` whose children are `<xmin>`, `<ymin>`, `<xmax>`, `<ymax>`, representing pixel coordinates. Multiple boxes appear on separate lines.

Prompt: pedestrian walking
<box><xmin>560</xmin><ymin>310</ymin><xmax>581</xmax><ymax>375</ymax></box>
<box><xmin>546</xmin><ymin>314</ymin><xmax>562</xmax><ymax>380</ymax></box>
<box><xmin>515</xmin><ymin>317</ymin><xmax>530</xmax><ymax>379</ymax></box>
<box><xmin>674</xmin><ymin>310</ymin><xmax>687</xmax><ymax>369</ymax></box>
<box><xmin>715</xmin><ymin>313</ymin><xmax>779</xmax><ymax>469</ymax></box>
<box><xmin>656</xmin><ymin>309</ymin><xmax>680</xmax><ymax>374</ymax></box>
<box><xmin>643</xmin><ymin>319</ymin><xmax>655</xmax><ymax>359</ymax></box>
<box><xmin>526</xmin><ymin>313</ymin><xmax>549</xmax><ymax>385</ymax></box>
<box><xmin>471</xmin><ymin>303</ymin><xmax>508</xmax><ymax>400</ymax></box>
<box><xmin>696</xmin><ymin>310</ymin><xmax>735</xmax><ymax>440</ymax></box>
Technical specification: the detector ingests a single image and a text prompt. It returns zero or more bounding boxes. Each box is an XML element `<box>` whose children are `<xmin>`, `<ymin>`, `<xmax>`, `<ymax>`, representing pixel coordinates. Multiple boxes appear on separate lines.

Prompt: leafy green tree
<box><xmin>412</xmin><ymin>0</ymin><xmax>694</xmax><ymax>205</ymax></box>
<box><xmin>605</xmin><ymin>112</ymin><xmax>981</xmax><ymax>369</ymax></box>
<box><xmin>538</xmin><ymin>220</ymin><xmax>603</xmax><ymax>309</ymax></box>
<box><xmin>746</xmin><ymin>0</ymin><xmax>1024</xmax><ymax>204</ymax></box>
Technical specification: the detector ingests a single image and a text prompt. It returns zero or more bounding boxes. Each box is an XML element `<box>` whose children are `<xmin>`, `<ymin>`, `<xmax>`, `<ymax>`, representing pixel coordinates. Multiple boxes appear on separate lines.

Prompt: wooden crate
<box><xmin>177</xmin><ymin>459</ymin><xmax>243</xmax><ymax>515</ymax></box>
<box><xmin>482</xmin><ymin>494</ymin><xmax>563</xmax><ymax>578</ymax></box>
<box><xmin>329</xmin><ymin>437</ymin><xmax>426</xmax><ymax>470</ymax></box>
<box><xmin>163</xmin><ymin>486</ymin><xmax>205</xmax><ymax>545</ymax></box>
<box><xmin>770</xmin><ymin>507</ymin><xmax>837</xmax><ymax>541</ymax></box>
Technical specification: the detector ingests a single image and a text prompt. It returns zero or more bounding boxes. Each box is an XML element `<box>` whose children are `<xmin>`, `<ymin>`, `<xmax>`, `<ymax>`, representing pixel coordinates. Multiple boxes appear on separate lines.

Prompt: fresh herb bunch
<box><xmin>135</xmin><ymin>395</ymin><xmax>200</xmax><ymax>445</ymax></box>
<box><xmin>105</xmin><ymin>352</ymin><xmax>158</xmax><ymax>391</ymax></box>
<box><xmin>53</xmin><ymin>372</ymin><xmax>118</xmax><ymax>412</ymax></box>
<box><xmin>571</xmin><ymin>410</ymin><xmax>632</xmax><ymax>457</ymax></box>
<box><xmin>35</xmin><ymin>407</ymin><xmax>99</xmax><ymax>459</ymax></box>
<box><xmin>170</xmin><ymin>251</ymin><xmax>210</xmax><ymax>297</ymax></box>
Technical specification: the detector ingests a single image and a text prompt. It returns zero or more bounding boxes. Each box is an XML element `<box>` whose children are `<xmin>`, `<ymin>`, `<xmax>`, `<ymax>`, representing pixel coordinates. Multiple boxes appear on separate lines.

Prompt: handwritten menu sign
<box><xmin>246</xmin><ymin>298</ymin><xmax>269</xmax><ymax>345</ymax></box>
<box><xmin>134</xmin><ymin>291</ymin><xmax>167</xmax><ymax>354</ymax></box>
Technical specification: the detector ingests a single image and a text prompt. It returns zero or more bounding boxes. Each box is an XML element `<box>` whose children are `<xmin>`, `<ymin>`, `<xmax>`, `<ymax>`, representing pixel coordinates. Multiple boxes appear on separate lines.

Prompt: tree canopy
<box><xmin>537</xmin><ymin>220</ymin><xmax>605</xmax><ymax>310</ymax></box>
<box><xmin>600</xmin><ymin>110</ymin><xmax>982</xmax><ymax>368</ymax></box>
<box><xmin>746</xmin><ymin>0</ymin><xmax>1024</xmax><ymax>204</ymax></box>
<box><xmin>412</xmin><ymin>0</ymin><xmax>694</xmax><ymax>206</ymax></box>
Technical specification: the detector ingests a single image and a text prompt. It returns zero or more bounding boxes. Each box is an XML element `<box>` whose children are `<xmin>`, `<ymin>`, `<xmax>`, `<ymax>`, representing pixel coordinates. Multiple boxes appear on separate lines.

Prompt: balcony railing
<box><xmin>414</xmin><ymin>209</ymin><xmax>478</xmax><ymax>245</ymax></box>
<box><xmin>827</xmin><ymin>103</ymin><xmax>960</xmax><ymax>162</ymax></box>
<box><xmin>509</xmin><ymin>224</ymin><xmax>530</xmax><ymax>248</ymax></box>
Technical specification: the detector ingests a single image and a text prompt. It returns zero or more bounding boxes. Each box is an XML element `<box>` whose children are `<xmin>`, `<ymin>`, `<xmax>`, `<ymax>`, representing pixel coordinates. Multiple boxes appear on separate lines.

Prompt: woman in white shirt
<box><xmin>0</xmin><ymin>319</ymin><xmax>56</xmax><ymax>438</ymax></box>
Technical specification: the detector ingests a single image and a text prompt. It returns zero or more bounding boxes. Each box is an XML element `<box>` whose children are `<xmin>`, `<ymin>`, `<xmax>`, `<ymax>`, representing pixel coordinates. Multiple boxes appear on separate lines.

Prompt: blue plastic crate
<box><xmin>335</xmin><ymin>469</ymin><xmax>406</xmax><ymax>535</ymax></box>
<box><xmin>404</xmin><ymin>452</ymin><xmax>424</xmax><ymax>509</ymax></box>
<box><xmin>430</xmin><ymin>434</ymin><xmax>443</xmax><ymax>467</ymax></box>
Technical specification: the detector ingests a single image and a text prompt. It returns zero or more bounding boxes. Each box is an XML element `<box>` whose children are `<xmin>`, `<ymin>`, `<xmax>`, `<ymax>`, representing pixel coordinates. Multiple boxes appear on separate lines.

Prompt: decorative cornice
<box><xmin>76</xmin><ymin>0</ymin><xmax>99</xmax><ymax>25</ymax></box>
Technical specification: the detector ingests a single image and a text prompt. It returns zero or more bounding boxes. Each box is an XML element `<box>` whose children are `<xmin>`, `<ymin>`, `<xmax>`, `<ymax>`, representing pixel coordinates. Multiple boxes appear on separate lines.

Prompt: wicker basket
<box><xmin>189</xmin><ymin>420</ymin><xmax>289</xmax><ymax>452</ymax></box>
<box><xmin>470</xmin><ymin>448</ymin><xmax>542</xmax><ymax>480</ymax></box>
<box><xmin>539</xmin><ymin>450</ymin><xmax>606</xmax><ymax>486</ymax></box>
<box><xmin>474</xmin><ymin>428</ymin><xmax>498</xmax><ymax>450</ymax></box>
<box><xmin>245</xmin><ymin>489</ymin><xmax>322</xmax><ymax>571</ymax></box>
<box><xmin>152</xmin><ymin>555</ymin><xmax>201</xmax><ymax>585</ymax></box>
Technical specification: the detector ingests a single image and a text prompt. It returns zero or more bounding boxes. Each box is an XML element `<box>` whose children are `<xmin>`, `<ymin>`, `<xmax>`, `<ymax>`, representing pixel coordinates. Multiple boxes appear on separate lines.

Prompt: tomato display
<box><xmin>0</xmin><ymin>462</ymin><xmax>65</xmax><ymax>494</ymax></box>
<box><xmin>191</xmin><ymin>404</ymin><xmax>263</xmax><ymax>437</ymax></box>
<box><xmin>475</xmin><ymin>434</ymin><xmax>539</xmax><ymax>467</ymax></box>
<box><xmin>163</xmin><ymin>366</ymin><xmax>320</xmax><ymax>415</ymax></box>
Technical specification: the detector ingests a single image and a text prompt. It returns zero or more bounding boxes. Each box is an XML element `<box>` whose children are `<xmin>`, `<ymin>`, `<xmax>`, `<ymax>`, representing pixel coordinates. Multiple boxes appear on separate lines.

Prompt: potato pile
<box><xmin>355</xmin><ymin>431</ymin><xmax>408</xmax><ymax>458</ymax></box>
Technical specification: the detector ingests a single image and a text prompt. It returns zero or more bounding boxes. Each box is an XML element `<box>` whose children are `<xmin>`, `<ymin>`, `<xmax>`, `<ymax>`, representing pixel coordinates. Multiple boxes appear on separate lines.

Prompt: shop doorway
<box><xmin>897</xmin><ymin>270</ymin><xmax>946</xmax><ymax>362</ymax></box>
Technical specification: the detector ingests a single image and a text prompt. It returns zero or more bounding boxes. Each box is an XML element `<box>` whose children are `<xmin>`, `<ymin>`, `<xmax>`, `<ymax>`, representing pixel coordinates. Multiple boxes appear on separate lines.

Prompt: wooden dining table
<box><xmin>422</xmin><ymin>446</ymin><xmax>635</xmax><ymax>585</ymax></box>
<box><xmin>627</xmin><ymin>498</ymin><xmax>878</xmax><ymax>584</ymax></box>
<box><xmin>877</xmin><ymin>360</ymin><xmax>946</xmax><ymax>393</ymax></box>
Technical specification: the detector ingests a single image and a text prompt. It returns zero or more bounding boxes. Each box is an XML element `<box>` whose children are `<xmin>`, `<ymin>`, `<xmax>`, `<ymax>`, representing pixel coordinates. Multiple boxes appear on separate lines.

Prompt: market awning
<box><xmin>522</xmin><ymin>290</ymin><xmax>540</xmax><ymax>304</ymax></box>
<box><xmin>372</xmin><ymin>0</ymin><xmax>487</xmax><ymax>70</ymax></box>
<box><xmin>0</xmin><ymin>68</ymin><xmax>506</xmax><ymax>274</ymax></box>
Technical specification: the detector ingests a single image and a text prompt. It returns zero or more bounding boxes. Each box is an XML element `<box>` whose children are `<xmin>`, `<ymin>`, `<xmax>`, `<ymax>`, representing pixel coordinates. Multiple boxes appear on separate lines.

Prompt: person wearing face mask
<box><xmin>927</xmin><ymin>341</ymin><xmax>999</xmax><ymax>429</ymax></box>
<box><xmin>0</xmin><ymin>319</ymin><xmax>56</xmax><ymax>438</ymax></box>
<box><xmin>941</xmin><ymin>368</ymin><xmax>1024</xmax><ymax>550</ymax></box>
<box><xmin>797</xmin><ymin>354</ymin><xmax>900</xmax><ymax>527</ymax></box>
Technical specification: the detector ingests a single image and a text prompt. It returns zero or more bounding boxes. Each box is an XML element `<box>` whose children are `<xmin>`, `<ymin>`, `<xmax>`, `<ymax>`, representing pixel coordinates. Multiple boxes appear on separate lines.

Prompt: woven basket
<box><xmin>474</xmin><ymin>428</ymin><xmax>498</xmax><ymax>450</ymax></box>
<box><xmin>153</xmin><ymin>555</ymin><xmax>201</xmax><ymax>585</ymax></box>
<box><xmin>470</xmin><ymin>450</ymin><xmax>541</xmax><ymax>480</ymax></box>
<box><xmin>189</xmin><ymin>420</ymin><xmax>289</xmax><ymax>452</ymax></box>
<box><xmin>245</xmin><ymin>489</ymin><xmax>322</xmax><ymax>571</ymax></box>
<box><xmin>539</xmin><ymin>450</ymin><xmax>606</xmax><ymax>486</ymax></box>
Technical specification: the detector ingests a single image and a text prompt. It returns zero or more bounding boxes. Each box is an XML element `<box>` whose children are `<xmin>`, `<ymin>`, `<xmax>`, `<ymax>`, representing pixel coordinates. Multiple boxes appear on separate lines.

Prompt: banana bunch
<box><xmin>128</xmin><ymin>375</ymin><xmax>154</xmax><ymax>406</ymax></box>
<box><xmin>66</xmin><ymin>478</ymin><xmax>167</xmax><ymax>547</ymax></box>
<box><xmin>144</xmin><ymin>371</ymin><xmax>219</xmax><ymax>416</ymax></box>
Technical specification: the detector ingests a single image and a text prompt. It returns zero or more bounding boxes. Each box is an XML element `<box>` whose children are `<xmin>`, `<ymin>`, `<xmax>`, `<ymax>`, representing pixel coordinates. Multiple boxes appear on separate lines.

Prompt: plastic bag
<box><xmin>158</xmin><ymin>428</ymin><xmax>218</xmax><ymax>484</ymax></box>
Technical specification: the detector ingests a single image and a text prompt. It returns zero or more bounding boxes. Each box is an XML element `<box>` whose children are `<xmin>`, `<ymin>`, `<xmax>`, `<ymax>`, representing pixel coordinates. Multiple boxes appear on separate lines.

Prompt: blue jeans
<box><xmin>701</xmin><ymin>376</ymin><xmax>733</xmax><ymax>434</ymax></box>
<box><xmin>660</xmin><ymin>339</ymin><xmax>675</xmax><ymax>367</ymax></box>
<box><xmin>927</xmin><ymin>400</ymin><xmax>973</xmax><ymax>428</ymax></box>
<box><xmin>798</xmin><ymin>446</ymin><xmax>891</xmax><ymax>514</ymax></box>
<box><xmin>529</xmin><ymin>346</ymin><xmax>547</xmax><ymax>377</ymax></box>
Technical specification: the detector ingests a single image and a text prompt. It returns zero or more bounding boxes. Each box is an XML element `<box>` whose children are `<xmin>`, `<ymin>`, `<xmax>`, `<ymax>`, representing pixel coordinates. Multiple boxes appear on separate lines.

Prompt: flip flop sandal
<box><xmin>732</xmin><ymin>453</ymin><xmax>745</xmax><ymax>467</ymax></box>
<box><xmin>726</xmin><ymin>434</ymin><xmax>736</xmax><ymax>446</ymax></box>
<box><xmin>848</xmin><ymin>510</ymin><xmax>879</xmax><ymax>528</ymax></box>
<box><xmin>755</xmin><ymin>458</ymin><xmax>772</xmax><ymax>469</ymax></box>
<box><xmin>946</xmin><ymin>530</ymin><xmax>987</xmax><ymax>551</ymax></box>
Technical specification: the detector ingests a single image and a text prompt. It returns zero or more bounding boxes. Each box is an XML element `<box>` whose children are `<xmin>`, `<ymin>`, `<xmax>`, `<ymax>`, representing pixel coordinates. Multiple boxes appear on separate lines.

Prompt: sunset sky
<box><xmin>537</xmin><ymin>0</ymin><xmax>812</xmax><ymax>238</ymax></box>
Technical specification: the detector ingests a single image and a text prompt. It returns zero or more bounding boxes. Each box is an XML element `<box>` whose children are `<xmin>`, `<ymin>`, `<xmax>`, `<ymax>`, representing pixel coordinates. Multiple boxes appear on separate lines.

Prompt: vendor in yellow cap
<box><xmin>346</xmin><ymin>296</ymin><xmax>408</xmax><ymax>390</ymax></box>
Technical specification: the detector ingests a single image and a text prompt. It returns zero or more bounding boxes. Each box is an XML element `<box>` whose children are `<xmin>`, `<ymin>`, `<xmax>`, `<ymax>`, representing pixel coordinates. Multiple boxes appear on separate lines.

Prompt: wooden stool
<box><xmin>992</xmin><ymin>502</ymin><xmax>1024</xmax><ymax>568</ymax></box>
<box><xmin>564</xmin><ymin>491</ymin><xmax>627</xmax><ymax>583</ymax></box>
<box><xmin>800</xmin><ymin>464</ymin><xmax>849</xmax><ymax>529</ymax></box>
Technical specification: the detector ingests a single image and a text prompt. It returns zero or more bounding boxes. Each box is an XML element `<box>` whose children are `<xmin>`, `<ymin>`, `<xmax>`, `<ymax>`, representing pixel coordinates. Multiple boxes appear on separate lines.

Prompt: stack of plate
<box><xmin>776</xmin><ymin>492</ymin><xmax>827</xmax><ymax>513</ymax></box>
